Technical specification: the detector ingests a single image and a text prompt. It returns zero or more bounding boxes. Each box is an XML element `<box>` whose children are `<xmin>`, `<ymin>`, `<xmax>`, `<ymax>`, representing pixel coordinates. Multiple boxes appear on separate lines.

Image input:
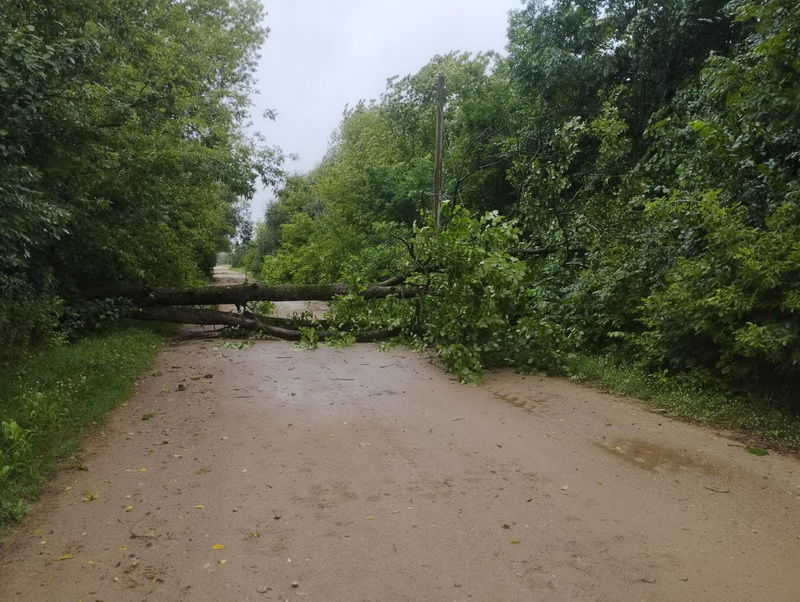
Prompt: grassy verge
<box><xmin>0</xmin><ymin>325</ymin><xmax>165</xmax><ymax>527</ymax></box>
<box><xmin>565</xmin><ymin>353</ymin><xmax>800</xmax><ymax>451</ymax></box>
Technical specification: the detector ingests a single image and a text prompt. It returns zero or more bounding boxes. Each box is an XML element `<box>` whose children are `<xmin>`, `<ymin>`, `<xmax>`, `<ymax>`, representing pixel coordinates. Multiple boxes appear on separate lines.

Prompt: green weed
<box><xmin>0</xmin><ymin>326</ymin><xmax>162</xmax><ymax>528</ymax></box>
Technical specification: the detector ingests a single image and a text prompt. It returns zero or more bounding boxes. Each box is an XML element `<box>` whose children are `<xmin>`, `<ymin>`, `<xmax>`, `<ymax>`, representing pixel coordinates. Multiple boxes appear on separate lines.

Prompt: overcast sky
<box><xmin>247</xmin><ymin>0</ymin><xmax>525</xmax><ymax>218</ymax></box>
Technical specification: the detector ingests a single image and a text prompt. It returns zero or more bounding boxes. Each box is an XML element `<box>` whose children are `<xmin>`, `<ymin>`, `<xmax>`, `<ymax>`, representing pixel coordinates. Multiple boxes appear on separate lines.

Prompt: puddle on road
<box><xmin>598</xmin><ymin>438</ymin><xmax>717</xmax><ymax>475</ymax></box>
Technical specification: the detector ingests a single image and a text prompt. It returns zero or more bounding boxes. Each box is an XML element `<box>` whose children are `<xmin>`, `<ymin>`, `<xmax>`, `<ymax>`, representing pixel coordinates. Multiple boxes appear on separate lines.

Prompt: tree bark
<box><xmin>133</xmin><ymin>306</ymin><xmax>397</xmax><ymax>342</ymax></box>
<box><xmin>93</xmin><ymin>282</ymin><xmax>421</xmax><ymax>306</ymax></box>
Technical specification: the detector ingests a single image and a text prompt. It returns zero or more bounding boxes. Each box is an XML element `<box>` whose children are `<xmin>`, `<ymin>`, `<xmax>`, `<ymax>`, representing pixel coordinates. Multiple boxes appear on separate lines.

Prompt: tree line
<box><xmin>233</xmin><ymin>0</ymin><xmax>799</xmax><ymax>392</ymax></box>
<box><xmin>0</xmin><ymin>0</ymin><xmax>280</xmax><ymax>358</ymax></box>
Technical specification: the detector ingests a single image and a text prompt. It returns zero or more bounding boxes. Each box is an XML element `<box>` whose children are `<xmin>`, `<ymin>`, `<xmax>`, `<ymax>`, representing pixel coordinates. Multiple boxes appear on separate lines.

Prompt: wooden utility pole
<box><xmin>433</xmin><ymin>72</ymin><xmax>445</xmax><ymax>227</ymax></box>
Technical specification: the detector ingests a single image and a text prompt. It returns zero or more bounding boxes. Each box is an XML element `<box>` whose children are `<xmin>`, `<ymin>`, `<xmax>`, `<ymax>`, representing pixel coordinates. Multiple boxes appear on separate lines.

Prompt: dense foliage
<box><xmin>0</xmin><ymin>0</ymin><xmax>279</xmax><ymax>357</ymax></box>
<box><xmin>404</xmin><ymin>208</ymin><xmax>564</xmax><ymax>382</ymax></box>
<box><xmin>238</xmin><ymin>0</ymin><xmax>799</xmax><ymax>394</ymax></box>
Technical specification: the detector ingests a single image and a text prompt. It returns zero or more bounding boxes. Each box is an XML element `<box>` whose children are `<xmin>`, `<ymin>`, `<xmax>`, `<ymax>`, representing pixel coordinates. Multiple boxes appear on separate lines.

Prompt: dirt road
<box><xmin>1</xmin><ymin>268</ymin><xmax>799</xmax><ymax>601</ymax></box>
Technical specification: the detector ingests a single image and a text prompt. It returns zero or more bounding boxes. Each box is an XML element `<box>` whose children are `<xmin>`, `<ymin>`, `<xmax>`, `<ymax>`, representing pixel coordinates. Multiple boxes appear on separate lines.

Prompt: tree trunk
<box><xmin>133</xmin><ymin>306</ymin><xmax>397</xmax><ymax>342</ymax></box>
<box><xmin>92</xmin><ymin>282</ymin><xmax>421</xmax><ymax>306</ymax></box>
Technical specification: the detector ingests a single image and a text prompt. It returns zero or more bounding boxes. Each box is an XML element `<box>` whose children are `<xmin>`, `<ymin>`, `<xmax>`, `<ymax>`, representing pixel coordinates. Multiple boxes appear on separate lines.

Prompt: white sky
<box><xmin>248</xmin><ymin>0</ymin><xmax>525</xmax><ymax>218</ymax></box>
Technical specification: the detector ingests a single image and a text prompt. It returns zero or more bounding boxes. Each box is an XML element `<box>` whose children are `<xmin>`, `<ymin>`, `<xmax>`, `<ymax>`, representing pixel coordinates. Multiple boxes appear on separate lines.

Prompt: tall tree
<box><xmin>0</xmin><ymin>0</ymin><xmax>279</xmax><ymax>354</ymax></box>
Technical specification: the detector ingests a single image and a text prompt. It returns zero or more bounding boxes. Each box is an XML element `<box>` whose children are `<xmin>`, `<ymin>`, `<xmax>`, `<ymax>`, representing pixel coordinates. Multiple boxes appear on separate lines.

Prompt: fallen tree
<box><xmin>134</xmin><ymin>306</ymin><xmax>397</xmax><ymax>342</ymax></box>
<box><xmin>95</xmin><ymin>282</ymin><xmax>421</xmax><ymax>306</ymax></box>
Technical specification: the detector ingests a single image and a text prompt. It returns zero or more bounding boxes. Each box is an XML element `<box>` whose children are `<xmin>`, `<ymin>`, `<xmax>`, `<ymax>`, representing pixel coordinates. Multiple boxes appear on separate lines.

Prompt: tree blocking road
<box><xmin>95</xmin><ymin>282</ymin><xmax>421</xmax><ymax>307</ymax></box>
<box><xmin>134</xmin><ymin>306</ymin><xmax>397</xmax><ymax>342</ymax></box>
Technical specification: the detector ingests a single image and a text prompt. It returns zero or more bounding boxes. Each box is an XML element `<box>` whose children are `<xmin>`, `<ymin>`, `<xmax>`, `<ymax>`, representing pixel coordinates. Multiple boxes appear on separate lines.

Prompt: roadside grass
<box><xmin>0</xmin><ymin>325</ymin><xmax>166</xmax><ymax>528</ymax></box>
<box><xmin>565</xmin><ymin>354</ymin><xmax>800</xmax><ymax>451</ymax></box>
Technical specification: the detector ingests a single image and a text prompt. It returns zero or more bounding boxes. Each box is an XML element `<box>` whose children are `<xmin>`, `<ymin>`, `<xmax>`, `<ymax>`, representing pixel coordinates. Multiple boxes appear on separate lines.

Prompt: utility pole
<box><xmin>433</xmin><ymin>72</ymin><xmax>445</xmax><ymax>227</ymax></box>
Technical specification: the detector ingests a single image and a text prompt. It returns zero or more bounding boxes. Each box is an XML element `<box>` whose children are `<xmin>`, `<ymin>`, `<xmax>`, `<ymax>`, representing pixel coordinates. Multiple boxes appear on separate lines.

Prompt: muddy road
<box><xmin>1</xmin><ymin>268</ymin><xmax>799</xmax><ymax>601</ymax></box>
